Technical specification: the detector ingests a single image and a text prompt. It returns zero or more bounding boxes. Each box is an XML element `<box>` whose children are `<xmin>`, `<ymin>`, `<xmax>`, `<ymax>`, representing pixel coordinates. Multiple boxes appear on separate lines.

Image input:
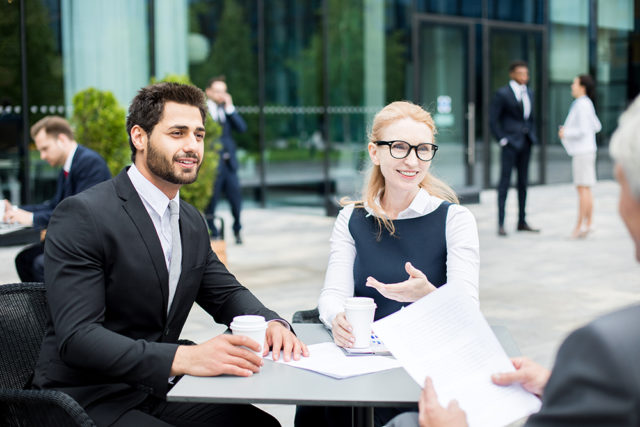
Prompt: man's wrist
<box><xmin>268</xmin><ymin>319</ymin><xmax>291</xmax><ymax>330</ymax></box>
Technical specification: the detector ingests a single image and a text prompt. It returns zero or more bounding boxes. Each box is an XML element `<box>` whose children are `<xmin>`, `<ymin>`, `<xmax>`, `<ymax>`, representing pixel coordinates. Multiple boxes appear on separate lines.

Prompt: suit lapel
<box><xmin>114</xmin><ymin>170</ymin><xmax>170</xmax><ymax>315</ymax></box>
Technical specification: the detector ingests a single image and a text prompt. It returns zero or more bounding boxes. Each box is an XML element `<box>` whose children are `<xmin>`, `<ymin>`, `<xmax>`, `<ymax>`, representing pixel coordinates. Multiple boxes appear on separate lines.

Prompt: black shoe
<box><xmin>234</xmin><ymin>232</ymin><xmax>243</xmax><ymax>244</ymax></box>
<box><xmin>517</xmin><ymin>223</ymin><xmax>540</xmax><ymax>233</ymax></box>
<box><xmin>498</xmin><ymin>226</ymin><xmax>507</xmax><ymax>237</ymax></box>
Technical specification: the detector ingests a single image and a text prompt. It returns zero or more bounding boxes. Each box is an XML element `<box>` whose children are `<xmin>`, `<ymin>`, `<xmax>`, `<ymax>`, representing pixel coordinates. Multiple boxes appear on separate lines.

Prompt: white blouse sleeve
<box><xmin>445</xmin><ymin>204</ymin><xmax>480</xmax><ymax>305</ymax></box>
<box><xmin>563</xmin><ymin>99</ymin><xmax>601</xmax><ymax>140</ymax></box>
<box><xmin>318</xmin><ymin>204</ymin><xmax>357</xmax><ymax>328</ymax></box>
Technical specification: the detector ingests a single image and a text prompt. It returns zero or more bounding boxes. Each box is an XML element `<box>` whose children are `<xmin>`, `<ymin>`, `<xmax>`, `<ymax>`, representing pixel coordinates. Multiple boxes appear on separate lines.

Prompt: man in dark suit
<box><xmin>3</xmin><ymin>116</ymin><xmax>111</xmax><ymax>282</ymax></box>
<box><xmin>388</xmin><ymin>96</ymin><xmax>640</xmax><ymax>427</ymax></box>
<box><xmin>490</xmin><ymin>60</ymin><xmax>540</xmax><ymax>236</ymax></box>
<box><xmin>32</xmin><ymin>82</ymin><xmax>307</xmax><ymax>426</ymax></box>
<box><xmin>205</xmin><ymin>75</ymin><xmax>247</xmax><ymax>244</ymax></box>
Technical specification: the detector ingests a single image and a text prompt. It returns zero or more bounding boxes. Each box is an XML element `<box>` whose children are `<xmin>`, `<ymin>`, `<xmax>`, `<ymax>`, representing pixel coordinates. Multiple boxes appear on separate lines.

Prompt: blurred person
<box><xmin>490</xmin><ymin>60</ymin><xmax>540</xmax><ymax>236</ymax></box>
<box><xmin>296</xmin><ymin>101</ymin><xmax>480</xmax><ymax>427</ymax></box>
<box><xmin>3</xmin><ymin>116</ymin><xmax>110</xmax><ymax>282</ymax></box>
<box><xmin>204</xmin><ymin>75</ymin><xmax>247</xmax><ymax>244</ymax></box>
<box><xmin>32</xmin><ymin>82</ymin><xmax>308</xmax><ymax>427</ymax></box>
<box><xmin>559</xmin><ymin>74</ymin><xmax>602</xmax><ymax>239</ymax></box>
<box><xmin>386</xmin><ymin>95</ymin><xmax>640</xmax><ymax>427</ymax></box>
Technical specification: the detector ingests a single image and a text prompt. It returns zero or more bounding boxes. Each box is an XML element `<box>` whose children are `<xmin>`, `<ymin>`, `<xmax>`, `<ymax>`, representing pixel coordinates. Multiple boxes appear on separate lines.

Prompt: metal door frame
<box><xmin>412</xmin><ymin>13</ymin><xmax>477</xmax><ymax>188</ymax></box>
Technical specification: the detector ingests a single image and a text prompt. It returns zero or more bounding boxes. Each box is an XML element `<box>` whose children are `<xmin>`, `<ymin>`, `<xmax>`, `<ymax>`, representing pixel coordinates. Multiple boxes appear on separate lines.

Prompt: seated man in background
<box><xmin>387</xmin><ymin>96</ymin><xmax>640</xmax><ymax>427</ymax></box>
<box><xmin>32</xmin><ymin>82</ymin><xmax>308</xmax><ymax>426</ymax></box>
<box><xmin>3</xmin><ymin>116</ymin><xmax>111</xmax><ymax>282</ymax></box>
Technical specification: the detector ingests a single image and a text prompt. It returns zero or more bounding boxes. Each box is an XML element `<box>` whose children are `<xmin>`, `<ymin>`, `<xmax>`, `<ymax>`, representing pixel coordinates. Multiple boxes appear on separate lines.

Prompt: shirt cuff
<box><xmin>499</xmin><ymin>138</ymin><xmax>508</xmax><ymax>147</ymax></box>
<box><xmin>224</xmin><ymin>105</ymin><xmax>236</xmax><ymax>115</ymax></box>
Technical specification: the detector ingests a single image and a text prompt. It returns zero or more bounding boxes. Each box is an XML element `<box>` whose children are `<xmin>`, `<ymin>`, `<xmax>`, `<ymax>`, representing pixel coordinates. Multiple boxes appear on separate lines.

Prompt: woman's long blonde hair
<box><xmin>344</xmin><ymin>101</ymin><xmax>459</xmax><ymax>235</ymax></box>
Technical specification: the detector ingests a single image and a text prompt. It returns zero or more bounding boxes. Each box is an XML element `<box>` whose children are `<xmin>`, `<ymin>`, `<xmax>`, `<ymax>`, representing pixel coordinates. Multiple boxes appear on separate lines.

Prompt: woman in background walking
<box><xmin>559</xmin><ymin>74</ymin><xmax>601</xmax><ymax>238</ymax></box>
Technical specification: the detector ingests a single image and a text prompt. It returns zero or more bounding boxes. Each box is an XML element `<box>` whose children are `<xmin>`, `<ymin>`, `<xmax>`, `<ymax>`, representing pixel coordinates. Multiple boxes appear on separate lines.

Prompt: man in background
<box><xmin>205</xmin><ymin>75</ymin><xmax>247</xmax><ymax>244</ymax></box>
<box><xmin>490</xmin><ymin>60</ymin><xmax>540</xmax><ymax>237</ymax></box>
<box><xmin>3</xmin><ymin>116</ymin><xmax>110</xmax><ymax>282</ymax></box>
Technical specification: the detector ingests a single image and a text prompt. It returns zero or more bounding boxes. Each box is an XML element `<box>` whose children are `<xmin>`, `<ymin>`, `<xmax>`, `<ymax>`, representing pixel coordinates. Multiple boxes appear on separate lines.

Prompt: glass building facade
<box><xmin>1</xmin><ymin>0</ymin><xmax>638</xmax><ymax>212</ymax></box>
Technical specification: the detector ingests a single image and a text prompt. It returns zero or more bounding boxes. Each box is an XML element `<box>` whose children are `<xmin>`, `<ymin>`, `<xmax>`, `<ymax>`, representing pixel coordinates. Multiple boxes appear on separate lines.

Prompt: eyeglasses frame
<box><xmin>373</xmin><ymin>140</ymin><xmax>439</xmax><ymax>162</ymax></box>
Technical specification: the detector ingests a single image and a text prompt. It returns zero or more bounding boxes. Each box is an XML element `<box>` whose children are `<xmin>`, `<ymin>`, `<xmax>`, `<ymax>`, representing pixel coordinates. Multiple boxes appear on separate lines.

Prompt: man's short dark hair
<box><xmin>509</xmin><ymin>60</ymin><xmax>528</xmax><ymax>72</ymax></box>
<box><xmin>206</xmin><ymin>75</ymin><xmax>226</xmax><ymax>89</ymax></box>
<box><xmin>126</xmin><ymin>82</ymin><xmax>207</xmax><ymax>162</ymax></box>
<box><xmin>30</xmin><ymin>116</ymin><xmax>74</xmax><ymax>141</ymax></box>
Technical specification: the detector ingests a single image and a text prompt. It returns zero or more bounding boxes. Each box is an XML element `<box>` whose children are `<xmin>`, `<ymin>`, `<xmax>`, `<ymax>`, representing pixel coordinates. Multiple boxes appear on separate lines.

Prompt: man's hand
<box><xmin>558</xmin><ymin>126</ymin><xmax>565</xmax><ymax>139</ymax></box>
<box><xmin>171</xmin><ymin>334</ymin><xmax>264</xmax><ymax>377</ymax></box>
<box><xmin>419</xmin><ymin>377</ymin><xmax>468</xmax><ymax>427</ymax></box>
<box><xmin>491</xmin><ymin>357</ymin><xmax>550</xmax><ymax>397</ymax></box>
<box><xmin>223</xmin><ymin>92</ymin><xmax>234</xmax><ymax>108</ymax></box>
<box><xmin>266</xmin><ymin>321</ymin><xmax>309</xmax><ymax>362</ymax></box>
<box><xmin>366</xmin><ymin>262</ymin><xmax>436</xmax><ymax>303</ymax></box>
<box><xmin>3</xmin><ymin>200</ymin><xmax>34</xmax><ymax>226</ymax></box>
<box><xmin>331</xmin><ymin>312</ymin><xmax>355</xmax><ymax>348</ymax></box>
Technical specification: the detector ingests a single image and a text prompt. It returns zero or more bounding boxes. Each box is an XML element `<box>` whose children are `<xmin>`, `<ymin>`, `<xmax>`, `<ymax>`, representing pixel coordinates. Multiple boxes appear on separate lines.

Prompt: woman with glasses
<box><xmin>295</xmin><ymin>101</ymin><xmax>479</xmax><ymax>427</ymax></box>
<box><xmin>558</xmin><ymin>75</ymin><xmax>601</xmax><ymax>239</ymax></box>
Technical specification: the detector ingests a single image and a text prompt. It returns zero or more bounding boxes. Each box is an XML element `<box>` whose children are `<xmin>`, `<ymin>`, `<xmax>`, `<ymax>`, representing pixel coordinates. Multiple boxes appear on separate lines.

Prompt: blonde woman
<box><xmin>296</xmin><ymin>101</ymin><xmax>480</xmax><ymax>427</ymax></box>
<box><xmin>559</xmin><ymin>75</ymin><xmax>601</xmax><ymax>238</ymax></box>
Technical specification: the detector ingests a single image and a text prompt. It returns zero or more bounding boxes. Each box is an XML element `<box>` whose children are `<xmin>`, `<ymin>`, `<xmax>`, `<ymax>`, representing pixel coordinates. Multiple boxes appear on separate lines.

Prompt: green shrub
<box><xmin>71</xmin><ymin>88</ymin><xmax>129</xmax><ymax>176</ymax></box>
<box><xmin>152</xmin><ymin>74</ymin><xmax>222</xmax><ymax>212</ymax></box>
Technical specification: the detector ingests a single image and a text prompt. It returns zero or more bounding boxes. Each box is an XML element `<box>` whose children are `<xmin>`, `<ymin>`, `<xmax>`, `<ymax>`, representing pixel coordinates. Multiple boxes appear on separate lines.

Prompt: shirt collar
<box><xmin>368</xmin><ymin>188</ymin><xmax>438</xmax><ymax>218</ymax></box>
<box><xmin>63</xmin><ymin>143</ymin><xmax>78</xmax><ymax>173</ymax></box>
<box><xmin>509</xmin><ymin>80</ymin><xmax>527</xmax><ymax>96</ymax></box>
<box><xmin>127</xmin><ymin>164</ymin><xmax>180</xmax><ymax>218</ymax></box>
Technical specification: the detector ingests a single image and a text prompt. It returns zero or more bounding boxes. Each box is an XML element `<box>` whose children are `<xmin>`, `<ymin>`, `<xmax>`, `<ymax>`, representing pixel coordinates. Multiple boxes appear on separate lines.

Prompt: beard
<box><xmin>146</xmin><ymin>139</ymin><xmax>202</xmax><ymax>185</ymax></box>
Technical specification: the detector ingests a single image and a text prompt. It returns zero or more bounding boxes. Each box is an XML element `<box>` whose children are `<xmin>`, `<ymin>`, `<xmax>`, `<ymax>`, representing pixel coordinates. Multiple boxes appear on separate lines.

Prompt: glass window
<box><xmin>416</xmin><ymin>0</ymin><xmax>482</xmax><ymax>17</ymax></box>
<box><xmin>488</xmin><ymin>0</ymin><xmax>543</xmax><ymax>24</ymax></box>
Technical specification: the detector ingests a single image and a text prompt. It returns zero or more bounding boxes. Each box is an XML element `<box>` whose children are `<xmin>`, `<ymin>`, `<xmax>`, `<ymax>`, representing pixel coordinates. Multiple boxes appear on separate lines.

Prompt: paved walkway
<box><xmin>1</xmin><ymin>180</ymin><xmax>638</xmax><ymax>426</ymax></box>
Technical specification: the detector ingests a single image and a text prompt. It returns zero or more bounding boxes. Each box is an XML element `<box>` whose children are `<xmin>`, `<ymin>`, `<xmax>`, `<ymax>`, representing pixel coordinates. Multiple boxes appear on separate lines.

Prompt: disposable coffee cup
<box><xmin>344</xmin><ymin>297</ymin><xmax>377</xmax><ymax>348</ymax></box>
<box><xmin>230</xmin><ymin>315</ymin><xmax>267</xmax><ymax>356</ymax></box>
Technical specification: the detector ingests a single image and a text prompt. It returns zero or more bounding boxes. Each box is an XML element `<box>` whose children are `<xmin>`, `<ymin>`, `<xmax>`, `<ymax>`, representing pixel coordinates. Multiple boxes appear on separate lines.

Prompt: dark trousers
<box><xmin>497</xmin><ymin>141</ymin><xmax>532</xmax><ymax>227</ymax></box>
<box><xmin>111</xmin><ymin>396</ymin><xmax>280</xmax><ymax>427</ymax></box>
<box><xmin>15</xmin><ymin>242</ymin><xmax>45</xmax><ymax>282</ymax></box>
<box><xmin>206</xmin><ymin>160</ymin><xmax>242</xmax><ymax>237</ymax></box>
<box><xmin>294</xmin><ymin>404</ymin><xmax>416</xmax><ymax>427</ymax></box>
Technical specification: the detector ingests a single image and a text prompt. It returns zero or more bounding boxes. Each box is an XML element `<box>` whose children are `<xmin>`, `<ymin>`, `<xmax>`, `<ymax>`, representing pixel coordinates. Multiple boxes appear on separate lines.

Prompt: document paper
<box><xmin>372</xmin><ymin>285</ymin><xmax>541</xmax><ymax>427</ymax></box>
<box><xmin>268</xmin><ymin>342</ymin><xmax>401</xmax><ymax>379</ymax></box>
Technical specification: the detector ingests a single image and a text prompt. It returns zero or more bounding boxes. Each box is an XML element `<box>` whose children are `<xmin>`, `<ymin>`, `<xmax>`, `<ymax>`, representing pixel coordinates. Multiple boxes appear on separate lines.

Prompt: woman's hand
<box><xmin>558</xmin><ymin>126</ymin><xmax>565</xmax><ymax>139</ymax></box>
<box><xmin>366</xmin><ymin>262</ymin><xmax>436</xmax><ymax>302</ymax></box>
<box><xmin>331</xmin><ymin>312</ymin><xmax>355</xmax><ymax>348</ymax></box>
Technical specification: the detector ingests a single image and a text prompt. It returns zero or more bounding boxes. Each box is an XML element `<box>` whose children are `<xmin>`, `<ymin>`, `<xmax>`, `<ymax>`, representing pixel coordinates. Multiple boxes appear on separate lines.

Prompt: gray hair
<box><xmin>609</xmin><ymin>95</ymin><xmax>640</xmax><ymax>200</ymax></box>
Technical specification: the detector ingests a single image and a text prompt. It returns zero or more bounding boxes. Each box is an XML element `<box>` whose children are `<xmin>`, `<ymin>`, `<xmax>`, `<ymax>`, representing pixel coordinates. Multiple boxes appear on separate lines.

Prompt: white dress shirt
<box><xmin>127</xmin><ymin>165</ymin><xmax>181</xmax><ymax>310</ymax></box>
<box><xmin>560</xmin><ymin>95</ymin><xmax>602</xmax><ymax>156</ymax></box>
<box><xmin>206</xmin><ymin>99</ymin><xmax>236</xmax><ymax>123</ymax></box>
<box><xmin>509</xmin><ymin>79</ymin><xmax>531</xmax><ymax>120</ymax></box>
<box><xmin>318</xmin><ymin>188</ymin><xmax>480</xmax><ymax>328</ymax></box>
<box><xmin>63</xmin><ymin>143</ymin><xmax>78</xmax><ymax>174</ymax></box>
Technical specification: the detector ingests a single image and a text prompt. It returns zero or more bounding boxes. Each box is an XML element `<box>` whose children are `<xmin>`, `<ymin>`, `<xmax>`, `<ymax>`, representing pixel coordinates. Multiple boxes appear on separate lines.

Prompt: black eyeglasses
<box><xmin>374</xmin><ymin>140</ymin><xmax>438</xmax><ymax>162</ymax></box>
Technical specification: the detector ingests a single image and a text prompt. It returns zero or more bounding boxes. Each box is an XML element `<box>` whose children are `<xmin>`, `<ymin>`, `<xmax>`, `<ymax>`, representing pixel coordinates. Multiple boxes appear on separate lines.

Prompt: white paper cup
<box><xmin>344</xmin><ymin>297</ymin><xmax>377</xmax><ymax>348</ymax></box>
<box><xmin>230</xmin><ymin>315</ymin><xmax>267</xmax><ymax>356</ymax></box>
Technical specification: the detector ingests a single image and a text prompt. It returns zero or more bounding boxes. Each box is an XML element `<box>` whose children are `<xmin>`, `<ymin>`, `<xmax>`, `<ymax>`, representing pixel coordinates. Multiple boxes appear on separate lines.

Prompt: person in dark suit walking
<box><xmin>205</xmin><ymin>75</ymin><xmax>247</xmax><ymax>244</ymax></box>
<box><xmin>386</xmin><ymin>95</ymin><xmax>640</xmax><ymax>427</ymax></box>
<box><xmin>3</xmin><ymin>116</ymin><xmax>111</xmax><ymax>282</ymax></box>
<box><xmin>490</xmin><ymin>60</ymin><xmax>540</xmax><ymax>236</ymax></box>
<box><xmin>32</xmin><ymin>82</ymin><xmax>307</xmax><ymax>426</ymax></box>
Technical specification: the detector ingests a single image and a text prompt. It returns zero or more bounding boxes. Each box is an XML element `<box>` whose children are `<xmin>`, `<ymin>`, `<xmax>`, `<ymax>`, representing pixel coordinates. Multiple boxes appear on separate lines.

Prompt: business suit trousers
<box><xmin>206</xmin><ymin>160</ymin><xmax>242</xmax><ymax>237</ymax></box>
<box><xmin>497</xmin><ymin>141</ymin><xmax>531</xmax><ymax>227</ymax></box>
<box><xmin>15</xmin><ymin>242</ymin><xmax>45</xmax><ymax>282</ymax></box>
<box><xmin>111</xmin><ymin>396</ymin><xmax>280</xmax><ymax>427</ymax></box>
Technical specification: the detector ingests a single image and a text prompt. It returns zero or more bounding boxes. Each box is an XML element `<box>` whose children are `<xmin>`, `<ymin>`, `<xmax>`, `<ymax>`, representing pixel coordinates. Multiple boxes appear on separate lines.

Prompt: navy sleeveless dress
<box><xmin>349</xmin><ymin>201</ymin><xmax>451</xmax><ymax>320</ymax></box>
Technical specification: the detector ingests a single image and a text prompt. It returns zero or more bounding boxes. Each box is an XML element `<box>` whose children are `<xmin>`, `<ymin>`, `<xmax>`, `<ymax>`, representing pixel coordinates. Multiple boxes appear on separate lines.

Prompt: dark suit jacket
<box><xmin>489</xmin><ymin>84</ymin><xmax>538</xmax><ymax>151</ymax></box>
<box><xmin>32</xmin><ymin>169</ymin><xmax>283</xmax><ymax>426</ymax></box>
<box><xmin>21</xmin><ymin>144</ymin><xmax>111</xmax><ymax>228</ymax></box>
<box><xmin>217</xmin><ymin>109</ymin><xmax>247</xmax><ymax>172</ymax></box>
<box><xmin>526</xmin><ymin>305</ymin><xmax>640</xmax><ymax>426</ymax></box>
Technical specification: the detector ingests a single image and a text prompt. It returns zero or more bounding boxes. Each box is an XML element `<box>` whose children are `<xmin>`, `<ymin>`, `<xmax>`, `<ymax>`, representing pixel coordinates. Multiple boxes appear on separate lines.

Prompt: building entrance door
<box><xmin>413</xmin><ymin>16</ymin><xmax>477</xmax><ymax>199</ymax></box>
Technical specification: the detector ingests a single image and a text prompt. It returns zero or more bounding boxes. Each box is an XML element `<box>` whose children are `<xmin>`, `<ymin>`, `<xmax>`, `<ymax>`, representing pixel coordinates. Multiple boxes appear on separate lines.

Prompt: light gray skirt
<box><xmin>572</xmin><ymin>152</ymin><xmax>597</xmax><ymax>187</ymax></box>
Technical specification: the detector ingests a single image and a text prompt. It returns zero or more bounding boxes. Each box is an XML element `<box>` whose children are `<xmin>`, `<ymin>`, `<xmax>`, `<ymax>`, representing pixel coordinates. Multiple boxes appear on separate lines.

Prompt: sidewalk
<box><xmin>1</xmin><ymin>180</ymin><xmax>638</xmax><ymax>426</ymax></box>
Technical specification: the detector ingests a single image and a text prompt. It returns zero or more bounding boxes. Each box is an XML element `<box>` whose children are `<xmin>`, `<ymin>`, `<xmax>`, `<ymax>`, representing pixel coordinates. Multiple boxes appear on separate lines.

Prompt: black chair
<box><xmin>0</xmin><ymin>282</ymin><xmax>96</xmax><ymax>426</ymax></box>
<box><xmin>292</xmin><ymin>307</ymin><xmax>321</xmax><ymax>324</ymax></box>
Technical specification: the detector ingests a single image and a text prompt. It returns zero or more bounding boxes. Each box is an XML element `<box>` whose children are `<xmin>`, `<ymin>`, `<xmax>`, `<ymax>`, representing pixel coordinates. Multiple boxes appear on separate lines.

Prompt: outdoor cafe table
<box><xmin>167</xmin><ymin>323</ymin><xmax>521</xmax><ymax>427</ymax></box>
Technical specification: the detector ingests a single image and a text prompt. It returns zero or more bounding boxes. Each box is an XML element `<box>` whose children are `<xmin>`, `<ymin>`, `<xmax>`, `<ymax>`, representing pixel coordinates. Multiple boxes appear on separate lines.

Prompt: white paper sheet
<box><xmin>372</xmin><ymin>285</ymin><xmax>541</xmax><ymax>427</ymax></box>
<box><xmin>267</xmin><ymin>342</ymin><xmax>401</xmax><ymax>379</ymax></box>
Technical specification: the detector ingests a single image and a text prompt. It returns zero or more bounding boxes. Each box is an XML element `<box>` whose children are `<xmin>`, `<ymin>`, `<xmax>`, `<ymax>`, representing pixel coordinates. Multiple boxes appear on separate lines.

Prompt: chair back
<box><xmin>0</xmin><ymin>283</ymin><xmax>48</xmax><ymax>390</ymax></box>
